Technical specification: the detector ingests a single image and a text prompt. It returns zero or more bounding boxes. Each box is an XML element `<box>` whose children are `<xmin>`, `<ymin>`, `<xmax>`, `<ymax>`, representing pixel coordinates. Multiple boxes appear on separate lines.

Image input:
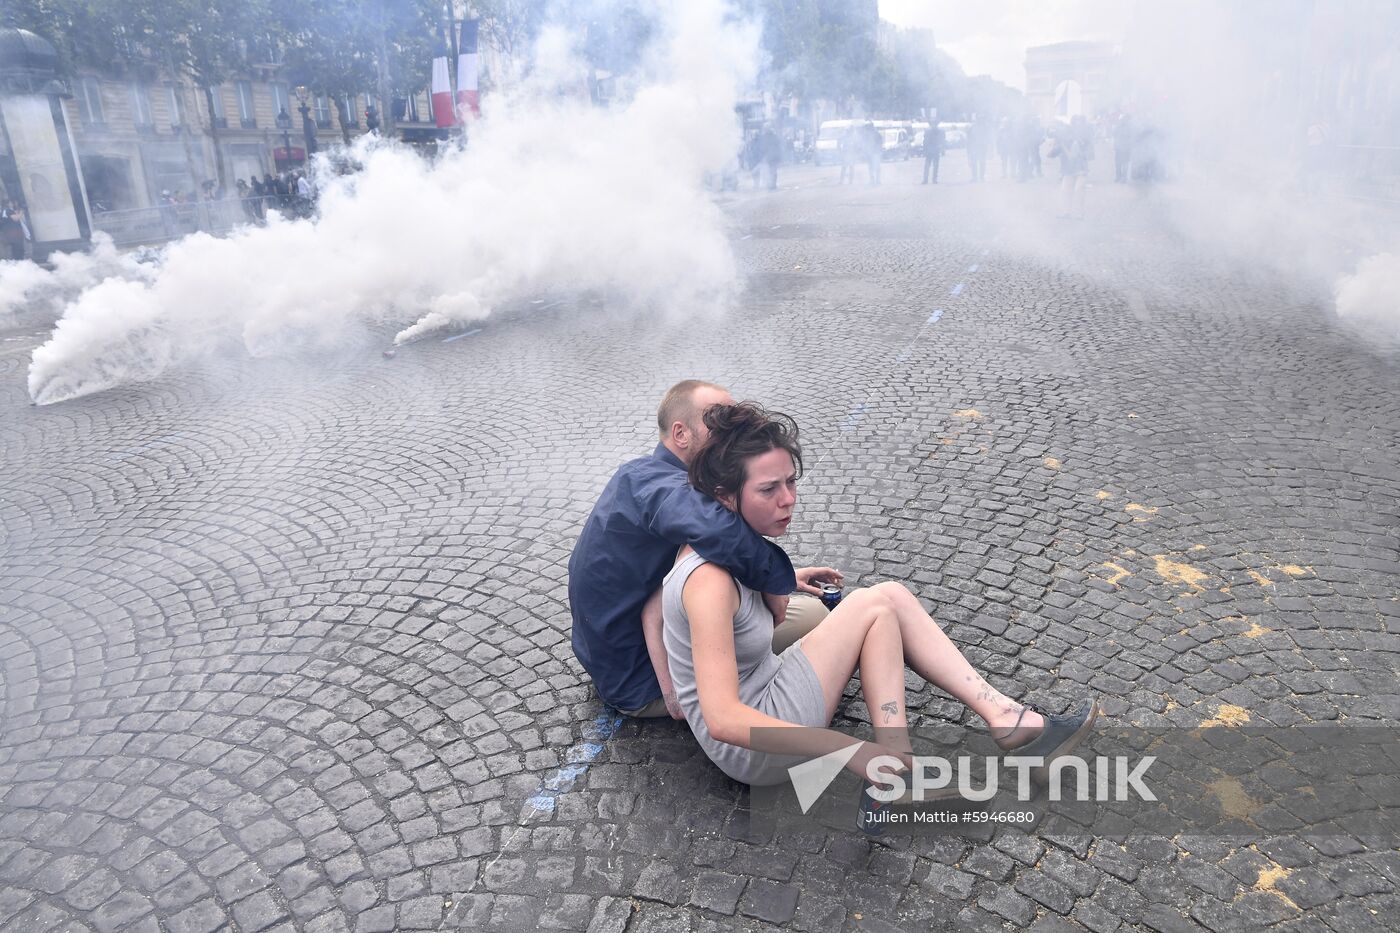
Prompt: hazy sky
<box><xmin>880</xmin><ymin>1</ymin><xmax>1130</xmax><ymax>90</ymax></box>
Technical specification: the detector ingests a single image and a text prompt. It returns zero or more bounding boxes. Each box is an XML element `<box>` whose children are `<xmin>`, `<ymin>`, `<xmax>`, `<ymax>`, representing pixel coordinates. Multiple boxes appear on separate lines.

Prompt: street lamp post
<box><xmin>275</xmin><ymin>107</ymin><xmax>291</xmax><ymax>168</ymax></box>
<box><xmin>295</xmin><ymin>85</ymin><xmax>317</xmax><ymax>158</ymax></box>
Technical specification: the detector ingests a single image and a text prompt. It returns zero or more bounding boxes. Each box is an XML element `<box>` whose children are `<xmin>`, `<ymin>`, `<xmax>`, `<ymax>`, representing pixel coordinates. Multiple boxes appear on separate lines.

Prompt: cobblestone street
<box><xmin>2</xmin><ymin>154</ymin><xmax>1398</xmax><ymax>933</ymax></box>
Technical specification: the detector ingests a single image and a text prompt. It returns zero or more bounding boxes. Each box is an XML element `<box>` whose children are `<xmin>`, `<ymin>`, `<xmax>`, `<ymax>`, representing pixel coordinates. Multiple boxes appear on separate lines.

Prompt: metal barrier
<box><xmin>90</xmin><ymin>195</ymin><xmax>314</xmax><ymax>247</ymax></box>
<box><xmin>1333</xmin><ymin>145</ymin><xmax>1400</xmax><ymax>204</ymax></box>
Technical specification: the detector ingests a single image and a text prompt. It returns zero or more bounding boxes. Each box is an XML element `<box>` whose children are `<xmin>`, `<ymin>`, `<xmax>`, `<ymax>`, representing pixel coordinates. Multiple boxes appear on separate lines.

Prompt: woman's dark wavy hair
<box><xmin>688</xmin><ymin>402</ymin><xmax>803</xmax><ymax>501</ymax></box>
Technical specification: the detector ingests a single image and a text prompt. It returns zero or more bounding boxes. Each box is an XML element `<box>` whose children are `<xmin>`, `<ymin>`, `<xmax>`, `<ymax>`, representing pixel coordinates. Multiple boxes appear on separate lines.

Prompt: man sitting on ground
<box><xmin>569</xmin><ymin>379</ymin><xmax>841</xmax><ymax>718</ymax></box>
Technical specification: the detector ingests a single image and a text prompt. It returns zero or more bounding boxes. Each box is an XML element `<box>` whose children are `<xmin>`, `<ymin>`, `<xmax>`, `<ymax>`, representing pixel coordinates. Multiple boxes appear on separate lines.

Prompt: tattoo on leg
<box><xmin>880</xmin><ymin>700</ymin><xmax>899</xmax><ymax>723</ymax></box>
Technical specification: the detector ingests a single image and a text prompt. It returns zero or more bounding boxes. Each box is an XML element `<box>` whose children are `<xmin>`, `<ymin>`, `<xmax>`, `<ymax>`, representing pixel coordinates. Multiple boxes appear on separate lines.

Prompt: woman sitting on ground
<box><xmin>661</xmin><ymin>402</ymin><xmax>1097</xmax><ymax>813</ymax></box>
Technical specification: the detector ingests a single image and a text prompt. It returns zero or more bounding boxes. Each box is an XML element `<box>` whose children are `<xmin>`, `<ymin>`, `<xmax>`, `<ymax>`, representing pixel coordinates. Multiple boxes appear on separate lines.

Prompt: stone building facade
<box><xmin>62</xmin><ymin>72</ymin><xmax>440</xmax><ymax>212</ymax></box>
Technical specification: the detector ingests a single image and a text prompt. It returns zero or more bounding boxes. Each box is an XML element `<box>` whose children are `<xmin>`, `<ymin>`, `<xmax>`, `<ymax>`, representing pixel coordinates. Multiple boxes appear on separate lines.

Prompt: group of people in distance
<box><xmin>569</xmin><ymin>380</ymin><xmax>1098</xmax><ymax>831</ymax></box>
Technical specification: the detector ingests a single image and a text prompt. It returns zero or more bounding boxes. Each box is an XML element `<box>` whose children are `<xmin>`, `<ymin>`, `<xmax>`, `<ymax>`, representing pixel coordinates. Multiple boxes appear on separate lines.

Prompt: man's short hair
<box><xmin>657</xmin><ymin>379</ymin><xmax>726</xmax><ymax>437</ymax></box>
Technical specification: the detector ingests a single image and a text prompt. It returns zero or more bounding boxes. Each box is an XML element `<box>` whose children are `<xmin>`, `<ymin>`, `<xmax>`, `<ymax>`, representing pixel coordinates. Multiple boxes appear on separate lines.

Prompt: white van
<box><xmin>873</xmin><ymin>120</ymin><xmax>913</xmax><ymax>160</ymax></box>
<box><xmin>813</xmin><ymin>119</ymin><xmax>861</xmax><ymax>166</ymax></box>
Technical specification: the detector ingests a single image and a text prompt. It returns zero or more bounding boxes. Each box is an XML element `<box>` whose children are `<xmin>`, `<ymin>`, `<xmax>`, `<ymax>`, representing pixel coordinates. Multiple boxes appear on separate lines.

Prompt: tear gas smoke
<box><xmin>0</xmin><ymin>234</ymin><xmax>148</xmax><ymax>325</ymax></box>
<box><xmin>2</xmin><ymin>0</ymin><xmax>758</xmax><ymax>405</ymax></box>
<box><xmin>957</xmin><ymin>1</ymin><xmax>1400</xmax><ymax>337</ymax></box>
<box><xmin>1335</xmin><ymin>251</ymin><xmax>1400</xmax><ymax>328</ymax></box>
<box><xmin>1112</xmin><ymin>1</ymin><xmax>1400</xmax><ymax>334</ymax></box>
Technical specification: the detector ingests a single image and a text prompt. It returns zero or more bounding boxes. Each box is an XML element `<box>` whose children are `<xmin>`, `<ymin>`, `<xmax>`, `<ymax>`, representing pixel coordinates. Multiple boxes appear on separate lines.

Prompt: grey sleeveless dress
<box><xmin>662</xmin><ymin>550</ymin><xmax>829</xmax><ymax>786</ymax></box>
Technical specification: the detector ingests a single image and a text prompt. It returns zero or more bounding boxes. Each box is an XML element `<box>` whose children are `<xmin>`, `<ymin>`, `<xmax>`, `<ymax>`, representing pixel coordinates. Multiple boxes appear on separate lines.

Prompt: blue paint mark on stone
<box><xmin>841</xmin><ymin>402</ymin><xmax>868</xmax><ymax>434</ymax></box>
<box><xmin>527</xmin><ymin>711</ymin><xmax>624</xmax><ymax>812</ymax></box>
<box><xmin>967</xmin><ymin>264</ymin><xmax>979</xmax><ymax>273</ymax></box>
<box><xmin>950</xmin><ymin>283</ymin><xmax>964</xmax><ymax>297</ymax></box>
<box><xmin>927</xmin><ymin>309</ymin><xmax>944</xmax><ymax>325</ymax></box>
<box><xmin>443</xmin><ymin>328</ymin><xmax>483</xmax><ymax>343</ymax></box>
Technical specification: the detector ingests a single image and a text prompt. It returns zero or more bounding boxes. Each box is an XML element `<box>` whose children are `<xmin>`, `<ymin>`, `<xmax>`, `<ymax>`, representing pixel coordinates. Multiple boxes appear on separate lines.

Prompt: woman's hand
<box><xmin>846</xmin><ymin>740</ymin><xmax>914</xmax><ymax>788</ymax></box>
<box><xmin>794</xmin><ymin>566</ymin><xmax>843</xmax><ymax>596</ymax></box>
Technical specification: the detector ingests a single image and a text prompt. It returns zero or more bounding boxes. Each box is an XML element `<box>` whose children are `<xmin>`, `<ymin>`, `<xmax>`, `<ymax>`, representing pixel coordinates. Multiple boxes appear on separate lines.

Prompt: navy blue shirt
<box><xmin>569</xmin><ymin>444</ymin><xmax>796</xmax><ymax>711</ymax></box>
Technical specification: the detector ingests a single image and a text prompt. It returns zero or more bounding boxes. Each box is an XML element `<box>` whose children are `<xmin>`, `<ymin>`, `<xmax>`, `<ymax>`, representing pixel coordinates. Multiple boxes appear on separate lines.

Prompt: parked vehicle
<box><xmin>939</xmin><ymin>122</ymin><xmax>971</xmax><ymax>149</ymax></box>
<box><xmin>873</xmin><ymin>120</ymin><xmax>913</xmax><ymax>160</ymax></box>
<box><xmin>910</xmin><ymin>122</ymin><xmax>932</xmax><ymax>156</ymax></box>
<box><xmin>813</xmin><ymin>119</ymin><xmax>861</xmax><ymax>165</ymax></box>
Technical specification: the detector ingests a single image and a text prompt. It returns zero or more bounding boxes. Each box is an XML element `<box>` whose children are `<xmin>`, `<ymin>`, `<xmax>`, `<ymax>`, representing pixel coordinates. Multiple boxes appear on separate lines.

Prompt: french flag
<box><xmin>431</xmin><ymin>41</ymin><xmax>455</xmax><ymax>127</ymax></box>
<box><xmin>456</xmin><ymin>19</ymin><xmax>480</xmax><ymax>119</ymax></box>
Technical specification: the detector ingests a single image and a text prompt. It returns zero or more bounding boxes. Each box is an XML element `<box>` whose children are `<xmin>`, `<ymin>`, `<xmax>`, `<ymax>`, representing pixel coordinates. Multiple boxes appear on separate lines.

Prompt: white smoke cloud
<box><xmin>0</xmin><ymin>233</ymin><xmax>149</xmax><ymax>325</ymax></box>
<box><xmin>5</xmin><ymin>0</ymin><xmax>758</xmax><ymax>405</ymax></box>
<box><xmin>1335</xmin><ymin>250</ymin><xmax>1400</xmax><ymax>328</ymax></box>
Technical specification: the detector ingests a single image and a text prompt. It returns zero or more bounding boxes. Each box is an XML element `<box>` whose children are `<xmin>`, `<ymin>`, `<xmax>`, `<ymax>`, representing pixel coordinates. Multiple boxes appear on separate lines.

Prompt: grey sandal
<box><xmin>996</xmin><ymin>699</ymin><xmax>1100</xmax><ymax>784</ymax></box>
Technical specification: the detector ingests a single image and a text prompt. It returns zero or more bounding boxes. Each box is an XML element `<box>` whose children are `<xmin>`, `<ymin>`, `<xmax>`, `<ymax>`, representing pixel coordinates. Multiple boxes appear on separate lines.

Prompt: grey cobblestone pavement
<box><xmin>2</xmin><ymin>154</ymin><xmax>1398</xmax><ymax>932</ymax></box>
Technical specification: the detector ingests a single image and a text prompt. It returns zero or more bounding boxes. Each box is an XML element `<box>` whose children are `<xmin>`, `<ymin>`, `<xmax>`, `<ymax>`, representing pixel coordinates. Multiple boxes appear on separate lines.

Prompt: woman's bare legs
<box><xmin>867</xmin><ymin>581</ymin><xmax>1044</xmax><ymax>745</ymax></box>
<box><xmin>799</xmin><ymin>588</ymin><xmax>913</xmax><ymax>755</ymax></box>
<box><xmin>799</xmin><ymin>583</ymin><xmax>1045</xmax><ymax>748</ymax></box>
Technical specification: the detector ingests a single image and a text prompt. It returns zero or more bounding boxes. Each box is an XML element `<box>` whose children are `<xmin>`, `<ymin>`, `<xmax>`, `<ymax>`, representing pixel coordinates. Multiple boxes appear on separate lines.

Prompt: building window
<box><xmin>207</xmin><ymin>86</ymin><xmax>227</xmax><ymax>127</ymax></box>
<box><xmin>272</xmin><ymin>83</ymin><xmax>290</xmax><ymax>122</ymax></box>
<box><xmin>78</xmin><ymin>154</ymin><xmax>136</xmax><ymax>211</ymax></box>
<box><xmin>236</xmin><ymin>81</ymin><xmax>256</xmax><ymax>127</ymax></box>
<box><xmin>341</xmin><ymin>94</ymin><xmax>357</xmax><ymax>127</ymax></box>
<box><xmin>78</xmin><ymin>77</ymin><xmax>105</xmax><ymax>125</ymax></box>
<box><xmin>168</xmin><ymin>85</ymin><xmax>187</xmax><ymax>129</ymax></box>
<box><xmin>129</xmin><ymin>82</ymin><xmax>152</xmax><ymax>127</ymax></box>
<box><xmin>313</xmin><ymin>94</ymin><xmax>332</xmax><ymax>128</ymax></box>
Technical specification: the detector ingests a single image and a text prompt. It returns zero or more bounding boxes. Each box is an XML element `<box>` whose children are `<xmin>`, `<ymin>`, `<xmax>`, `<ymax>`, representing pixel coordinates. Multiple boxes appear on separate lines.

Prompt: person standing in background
<box><xmin>863</xmin><ymin>122</ymin><xmax>882</xmax><ymax>186</ymax></box>
<box><xmin>1113</xmin><ymin>115</ymin><xmax>1135</xmax><ymax>183</ymax></box>
<box><xmin>1018</xmin><ymin>114</ymin><xmax>1044</xmax><ymax>181</ymax></box>
<box><xmin>922</xmin><ymin>123</ymin><xmax>944</xmax><ymax>184</ymax></box>
<box><xmin>1048</xmin><ymin>115</ymin><xmax>1093</xmax><ymax>219</ymax></box>
<box><xmin>966</xmin><ymin>115</ymin><xmax>990</xmax><ymax>182</ymax></box>
<box><xmin>1</xmin><ymin>200</ymin><xmax>28</xmax><ymax>261</ymax></box>
<box><xmin>997</xmin><ymin>117</ymin><xmax>1015</xmax><ymax>178</ymax></box>
<box><xmin>758</xmin><ymin>124</ymin><xmax>782</xmax><ymax>191</ymax></box>
<box><xmin>838</xmin><ymin>126</ymin><xmax>857</xmax><ymax>185</ymax></box>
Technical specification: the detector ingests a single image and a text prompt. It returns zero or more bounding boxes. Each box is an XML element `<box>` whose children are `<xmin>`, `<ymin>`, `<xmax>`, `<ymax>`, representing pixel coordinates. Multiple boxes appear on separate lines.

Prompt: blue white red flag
<box><xmin>431</xmin><ymin>44</ymin><xmax>455</xmax><ymax>127</ymax></box>
<box><xmin>456</xmin><ymin>19</ymin><xmax>480</xmax><ymax>119</ymax></box>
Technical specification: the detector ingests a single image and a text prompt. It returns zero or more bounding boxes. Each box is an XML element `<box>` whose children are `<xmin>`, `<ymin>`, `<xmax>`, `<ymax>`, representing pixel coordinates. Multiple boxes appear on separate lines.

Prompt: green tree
<box><xmin>2</xmin><ymin>0</ymin><xmax>129</xmax><ymax>76</ymax></box>
<box><xmin>275</xmin><ymin>0</ymin><xmax>438</xmax><ymax>142</ymax></box>
<box><xmin>277</xmin><ymin>0</ymin><xmax>378</xmax><ymax>145</ymax></box>
<box><xmin>471</xmin><ymin>0</ymin><xmax>547</xmax><ymax>84</ymax></box>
